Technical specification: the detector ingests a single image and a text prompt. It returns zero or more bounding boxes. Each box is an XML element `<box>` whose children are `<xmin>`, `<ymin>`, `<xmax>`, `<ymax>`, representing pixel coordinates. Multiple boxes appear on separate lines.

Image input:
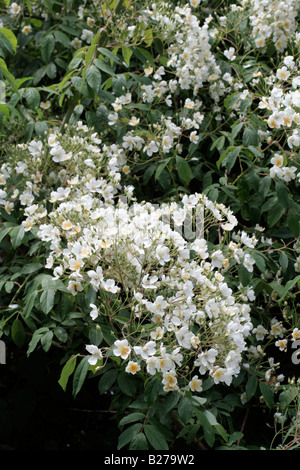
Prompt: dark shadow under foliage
<box><xmin>0</xmin><ymin>344</ymin><xmax>118</xmax><ymax>450</ymax></box>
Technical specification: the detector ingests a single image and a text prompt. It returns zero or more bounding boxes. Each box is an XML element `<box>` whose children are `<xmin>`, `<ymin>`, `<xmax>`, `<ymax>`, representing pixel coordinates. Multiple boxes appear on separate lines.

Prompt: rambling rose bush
<box><xmin>0</xmin><ymin>0</ymin><xmax>300</xmax><ymax>451</ymax></box>
<box><xmin>45</xmin><ymin>194</ymin><xmax>255</xmax><ymax>390</ymax></box>
<box><xmin>2</xmin><ymin>125</ymin><xmax>257</xmax><ymax>392</ymax></box>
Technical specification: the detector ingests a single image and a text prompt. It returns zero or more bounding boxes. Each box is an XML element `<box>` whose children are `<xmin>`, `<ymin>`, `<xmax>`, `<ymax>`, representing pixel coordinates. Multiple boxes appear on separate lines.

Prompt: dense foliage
<box><xmin>0</xmin><ymin>0</ymin><xmax>300</xmax><ymax>451</ymax></box>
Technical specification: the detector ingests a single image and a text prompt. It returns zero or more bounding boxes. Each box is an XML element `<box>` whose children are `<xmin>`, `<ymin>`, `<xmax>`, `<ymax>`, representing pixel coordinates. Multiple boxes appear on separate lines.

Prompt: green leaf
<box><xmin>5</xmin><ymin>281</ymin><xmax>14</xmax><ymax>293</ymax></box>
<box><xmin>210</xmin><ymin>135</ymin><xmax>225</xmax><ymax>151</ymax></box>
<box><xmin>40</xmin><ymin>274</ymin><xmax>65</xmax><ymax>292</ymax></box>
<box><xmin>20</xmin><ymin>263</ymin><xmax>43</xmax><ymax>275</ymax></box>
<box><xmin>224</xmin><ymin>92</ymin><xmax>240</xmax><ymax>110</ymax></box>
<box><xmin>24</xmin><ymin>121</ymin><xmax>34</xmax><ymax>141</ymax></box>
<box><xmin>59</xmin><ymin>23</ymin><xmax>81</xmax><ymax>37</ymax></box>
<box><xmin>144</xmin><ymin>377</ymin><xmax>161</xmax><ymax>406</ymax></box>
<box><xmin>287</xmin><ymin>208</ymin><xmax>300</xmax><ymax>237</ymax></box>
<box><xmin>44</xmin><ymin>0</ymin><xmax>54</xmax><ymax>13</ymax></box>
<box><xmin>98</xmin><ymin>369</ymin><xmax>118</xmax><ymax>395</ymax></box>
<box><xmin>269</xmin><ymin>281</ymin><xmax>286</xmax><ymax>299</ymax></box>
<box><xmin>11</xmin><ymin>318</ymin><xmax>25</xmax><ymax>348</ymax></box>
<box><xmin>161</xmin><ymin>391</ymin><xmax>180</xmax><ymax>415</ymax></box>
<box><xmin>144</xmin><ymin>424</ymin><xmax>169</xmax><ymax>450</ymax></box>
<box><xmin>228</xmin><ymin>431</ymin><xmax>244</xmax><ymax>446</ymax></box>
<box><xmin>242</xmin><ymin>127</ymin><xmax>259</xmax><ymax>147</ymax></box>
<box><xmin>27</xmin><ymin>327</ymin><xmax>49</xmax><ymax>356</ymax></box>
<box><xmin>33</xmin><ymin>65</ymin><xmax>47</xmax><ymax>85</ymax></box>
<box><xmin>122</xmin><ymin>46</ymin><xmax>132</xmax><ymax>67</ymax></box>
<box><xmin>202</xmin><ymin>410</ymin><xmax>228</xmax><ymax>442</ymax></box>
<box><xmin>0</xmin><ymin>57</ymin><xmax>18</xmax><ymax>91</ymax></box>
<box><xmin>2</xmin><ymin>0</ymin><xmax>11</xmax><ymax>7</ymax></box>
<box><xmin>25</xmin><ymin>87</ymin><xmax>40</xmax><ymax>109</ymax></box>
<box><xmin>134</xmin><ymin>46</ymin><xmax>155</xmax><ymax>66</ymax></box>
<box><xmin>259</xmin><ymin>381</ymin><xmax>274</xmax><ymax>409</ymax></box>
<box><xmin>41</xmin><ymin>34</ymin><xmax>55</xmax><ymax>63</ymax></box>
<box><xmin>258</xmin><ymin>176</ymin><xmax>271</xmax><ymax>198</ymax></box>
<box><xmin>143</xmin><ymin>29</ymin><xmax>153</xmax><ymax>47</ymax></box>
<box><xmin>100</xmin><ymin>323</ymin><xmax>116</xmax><ymax>345</ymax></box>
<box><xmin>251</xmin><ymin>252</ymin><xmax>266</xmax><ymax>273</ymax></box>
<box><xmin>39</xmin><ymin>288</ymin><xmax>55</xmax><ymax>314</ymax></box>
<box><xmin>58</xmin><ymin>355</ymin><xmax>78</xmax><ymax>391</ymax></box>
<box><xmin>54</xmin><ymin>30</ymin><xmax>70</xmax><ymax>47</ymax></box>
<box><xmin>0</xmin><ymin>32</ymin><xmax>15</xmax><ymax>55</ymax></box>
<box><xmin>279</xmin><ymin>252</ymin><xmax>289</xmax><ymax>273</ymax></box>
<box><xmin>10</xmin><ymin>225</ymin><xmax>25</xmax><ymax>249</ymax></box>
<box><xmin>119</xmin><ymin>412</ymin><xmax>145</xmax><ymax>427</ymax></box>
<box><xmin>279</xmin><ymin>386</ymin><xmax>298</xmax><ymax>410</ymax></box>
<box><xmin>128</xmin><ymin>397</ymin><xmax>147</xmax><ymax>410</ymax></box>
<box><xmin>238</xmin><ymin>264</ymin><xmax>251</xmax><ymax>286</ymax></box>
<box><xmin>214</xmin><ymin>423</ymin><xmax>229</xmax><ymax>442</ymax></box>
<box><xmin>248</xmin><ymin>146</ymin><xmax>263</xmax><ymax>158</ymax></box>
<box><xmin>0</xmin><ymin>28</ymin><xmax>17</xmax><ymax>54</ymax></box>
<box><xmin>28</xmin><ymin>241</ymin><xmax>42</xmax><ymax>256</ymax></box>
<box><xmin>0</xmin><ymin>226</ymin><xmax>13</xmax><ymax>243</ymax></box>
<box><xmin>217</xmin><ymin>146</ymin><xmax>241</xmax><ymax>172</ymax></box>
<box><xmin>88</xmin><ymin>327</ymin><xmax>103</xmax><ymax>346</ymax></box>
<box><xmin>178</xmin><ymin>396</ymin><xmax>193</xmax><ymax>424</ymax></box>
<box><xmin>22</xmin><ymin>290</ymin><xmax>38</xmax><ymax>319</ymax></box>
<box><xmin>278</xmin><ymin>275</ymin><xmax>300</xmax><ymax>302</ymax></box>
<box><xmin>54</xmin><ymin>326</ymin><xmax>68</xmax><ymax>343</ymax></box>
<box><xmin>194</xmin><ymin>409</ymin><xmax>215</xmax><ymax>447</ymax></box>
<box><xmin>230</xmin><ymin>121</ymin><xmax>243</xmax><ymax>142</ymax></box>
<box><xmin>225</xmin><ymin>147</ymin><xmax>241</xmax><ymax>172</ymax></box>
<box><xmin>85</xmin><ymin>47</ymin><xmax>97</xmax><ymax>75</ymax></box>
<box><xmin>267</xmin><ymin>202</ymin><xmax>286</xmax><ymax>228</ymax></box>
<box><xmin>94</xmin><ymin>57</ymin><xmax>115</xmax><ymax>76</ymax></box>
<box><xmin>202</xmin><ymin>410</ymin><xmax>218</xmax><ymax>426</ymax></box>
<box><xmin>73</xmin><ymin>356</ymin><xmax>90</xmax><ymax>397</ymax></box>
<box><xmin>35</xmin><ymin>121</ymin><xmax>48</xmax><ymax>137</ymax></box>
<box><xmin>155</xmin><ymin>158</ymin><xmax>171</xmax><ymax>181</ymax></box>
<box><xmin>275</xmin><ymin>181</ymin><xmax>290</xmax><ymax>208</ymax></box>
<box><xmin>261</xmin><ymin>196</ymin><xmax>278</xmax><ymax>214</ymax></box>
<box><xmin>111</xmin><ymin>74</ymin><xmax>127</xmax><ymax>95</ymax></box>
<box><xmin>85</xmin><ymin>64</ymin><xmax>102</xmax><ymax>92</ymax></box>
<box><xmin>117</xmin><ymin>372</ymin><xmax>138</xmax><ymax>397</ymax></box>
<box><xmin>129</xmin><ymin>432</ymin><xmax>149</xmax><ymax>450</ymax></box>
<box><xmin>46</xmin><ymin>62</ymin><xmax>57</xmax><ymax>79</ymax></box>
<box><xmin>143</xmin><ymin>164</ymin><xmax>156</xmax><ymax>185</ymax></box>
<box><xmin>98</xmin><ymin>47</ymin><xmax>123</xmax><ymax>65</ymax></box>
<box><xmin>117</xmin><ymin>423</ymin><xmax>143</xmax><ymax>450</ymax></box>
<box><xmin>40</xmin><ymin>330</ymin><xmax>53</xmax><ymax>352</ymax></box>
<box><xmin>245</xmin><ymin>374</ymin><xmax>258</xmax><ymax>401</ymax></box>
<box><xmin>176</xmin><ymin>156</ymin><xmax>193</xmax><ymax>185</ymax></box>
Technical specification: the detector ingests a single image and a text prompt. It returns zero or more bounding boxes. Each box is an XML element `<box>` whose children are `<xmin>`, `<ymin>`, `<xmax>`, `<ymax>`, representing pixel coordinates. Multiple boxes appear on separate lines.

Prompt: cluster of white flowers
<box><xmin>143</xmin><ymin>3</ymin><xmax>235</xmax><ymax>102</ymax></box>
<box><xmin>105</xmin><ymin>3</ymin><xmax>243</xmax><ymax>161</ymax></box>
<box><xmin>250</xmin><ymin>320</ymin><xmax>300</xmax><ymax>389</ymax></box>
<box><xmin>55</xmin><ymin>193</ymin><xmax>254</xmax><ymax>390</ymax></box>
<box><xmin>22</xmin><ymin>144</ymin><xmax>254</xmax><ymax>389</ymax></box>
<box><xmin>258</xmin><ymin>55</ymin><xmax>300</xmax><ymax>184</ymax></box>
<box><xmin>245</xmin><ymin>0</ymin><xmax>298</xmax><ymax>51</ymax></box>
<box><xmin>0</xmin><ymin>122</ymin><xmax>129</xmax><ymax>222</ymax></box>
